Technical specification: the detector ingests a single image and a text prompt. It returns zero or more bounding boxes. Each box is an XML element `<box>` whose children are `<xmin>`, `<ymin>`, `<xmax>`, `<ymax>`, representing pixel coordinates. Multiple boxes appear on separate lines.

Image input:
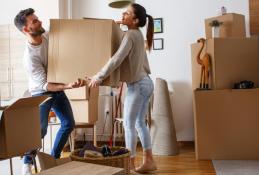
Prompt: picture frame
<box><xmin>154</xmin><ymin>18</ymin><xmax>163</xmax><ymax>33</ymax></box>
<box><xmin>153</xmin><ymin>38</ymin><xmax>164</xmax><ymax>50</ymax></box>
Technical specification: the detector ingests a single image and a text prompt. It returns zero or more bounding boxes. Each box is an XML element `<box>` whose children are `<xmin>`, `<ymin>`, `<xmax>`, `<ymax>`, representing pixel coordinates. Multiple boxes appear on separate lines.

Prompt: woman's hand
<box><xmin>86</xmin><ymin>76</ymin><xmax>101</xmax><ymax>87</ymax></box>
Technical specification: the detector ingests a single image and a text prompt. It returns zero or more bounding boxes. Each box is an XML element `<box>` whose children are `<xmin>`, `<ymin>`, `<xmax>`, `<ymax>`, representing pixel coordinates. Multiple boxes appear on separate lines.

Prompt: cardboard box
<box><xmin>191</xmin><ymin>37</ymin><xmax>259</xmax><ymax>90</ymax></box>
<box><xmin>193</xmin><ymin>88</ymin><xmax>259</xmax><ymax>160</ymax></box>
<box><xmin>205</xmin><ymin>13</ymin><xmax>246</xmax><ymax>39</ymax></box>
<box><xmin>70</xmin><ymin>87</ymin><xmax>99</xmax><ymax>124</ymax></box>
<box><xmin>37</xmin><ymin>161</ymin><xmax>124</xmax><ymax>175</ymax></box>
<box><xmin>47</xmin><ymin>19</ymin><xmax>123</xmax><ymax>89</ymax></box>
<box><xmin>0</xmin><ymin>96</ymin><xmax>49</xmax><ymax>159</ymax></box>
<box><xmin>65</xmin><ymin>86</ymin><xmax>90</xmax><ymax>100</ymax></box>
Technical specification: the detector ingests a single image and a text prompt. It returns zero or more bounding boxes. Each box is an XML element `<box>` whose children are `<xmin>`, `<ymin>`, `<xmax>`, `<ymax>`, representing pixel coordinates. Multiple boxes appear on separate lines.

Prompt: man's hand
<box><xmin>67</xmin><ymin>78</ymin><xmax>86</xmax><ymax>89</ymax></box>
<box><xmin>115</xmin><ymin>21</ymin><xmax>122</xmax><ymax>25</ymax></box>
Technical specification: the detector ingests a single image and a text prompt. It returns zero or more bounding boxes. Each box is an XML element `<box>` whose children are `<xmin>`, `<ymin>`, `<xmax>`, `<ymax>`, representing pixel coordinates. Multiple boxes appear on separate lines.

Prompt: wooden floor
<box><xmin>133</xmin><ymin>142</ymin><xmax>215</xmax><ymax>175</ymax></box>
<box><xmin>64</xmin><ymin>142</ymin><xmax>216</xmax><ymax>175</ymax></box>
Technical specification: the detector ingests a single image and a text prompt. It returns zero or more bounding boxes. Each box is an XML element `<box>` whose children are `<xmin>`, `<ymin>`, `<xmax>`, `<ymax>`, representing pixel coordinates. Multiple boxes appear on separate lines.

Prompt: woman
<box><xmin>87</xmin><ymin>3</ymin><xmax>157</xmax><ymax>173</ymax></box>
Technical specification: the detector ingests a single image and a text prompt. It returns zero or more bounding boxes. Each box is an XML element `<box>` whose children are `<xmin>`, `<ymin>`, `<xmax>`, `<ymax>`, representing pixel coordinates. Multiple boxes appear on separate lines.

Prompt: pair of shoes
<box><xmin>135</xmin><ymin>162</ymin><xmax>157</xmax><ymax>174</ymax></box>
<box><xmin>22</xmin><ymin>164</ymin><xmax>32</xmax><ymax>175</ymax></box>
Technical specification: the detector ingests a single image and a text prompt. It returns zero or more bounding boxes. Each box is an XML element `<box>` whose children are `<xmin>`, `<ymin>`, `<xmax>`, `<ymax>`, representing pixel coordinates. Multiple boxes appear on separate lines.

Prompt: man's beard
<box><xmin>29</xmin><ymin>27</ymin><xmax>45</xmax><ymax>37</ymax></box>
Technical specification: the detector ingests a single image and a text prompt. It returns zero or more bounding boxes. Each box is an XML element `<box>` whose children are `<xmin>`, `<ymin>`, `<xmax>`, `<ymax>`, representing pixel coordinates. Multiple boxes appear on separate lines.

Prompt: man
<box><xmin>14</xmin><ymin>8</ymin><xmax>85</xmax><ymax>175</ymax></box>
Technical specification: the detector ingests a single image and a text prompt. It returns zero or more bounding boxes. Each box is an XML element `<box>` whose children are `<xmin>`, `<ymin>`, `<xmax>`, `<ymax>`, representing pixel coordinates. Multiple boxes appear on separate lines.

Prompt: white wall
<box><xmin>71</xmin><ymin>0</ymin><xmax>249</xmax><ymax>141</ymax></box>
<box><xmin>0</xmin><ymin>0</ymin><xmax>61</xmax><ymax>154</ymax></box>
<box><xmin>0</xmin><ymin>0</ymin><xmax>60</xmax><ymax>26</ymax></box>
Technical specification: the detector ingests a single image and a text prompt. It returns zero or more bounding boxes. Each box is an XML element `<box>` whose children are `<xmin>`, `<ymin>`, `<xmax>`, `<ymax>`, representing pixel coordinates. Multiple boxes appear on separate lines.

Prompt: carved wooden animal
<box><xmin>196</xmin><ymin>38</ymin><xmax>211</xmax><ymax>89</ymax></box>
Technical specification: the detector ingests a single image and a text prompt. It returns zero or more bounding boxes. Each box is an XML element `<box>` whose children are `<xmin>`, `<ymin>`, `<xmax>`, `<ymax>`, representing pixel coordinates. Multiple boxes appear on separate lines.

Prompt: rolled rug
<box><xmin>150</xmin><ymin>78</ymin><xmax>179</xmax><ymax>155</ymax></box>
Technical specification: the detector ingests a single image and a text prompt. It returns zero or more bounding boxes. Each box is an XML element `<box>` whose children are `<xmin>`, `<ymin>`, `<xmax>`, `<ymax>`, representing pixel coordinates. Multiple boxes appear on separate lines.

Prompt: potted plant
<box><xmin>209</xmin><ymin>20</ymin><xmax>223</xmax><ymax>38</ymax></box>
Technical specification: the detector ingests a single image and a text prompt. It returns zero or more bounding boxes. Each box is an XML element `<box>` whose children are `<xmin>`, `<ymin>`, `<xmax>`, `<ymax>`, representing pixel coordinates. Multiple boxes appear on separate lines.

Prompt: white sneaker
<box><xmin>22</xmin><ymin>164</ymin><xmax>32</xmax><ymax>175</ymax></box>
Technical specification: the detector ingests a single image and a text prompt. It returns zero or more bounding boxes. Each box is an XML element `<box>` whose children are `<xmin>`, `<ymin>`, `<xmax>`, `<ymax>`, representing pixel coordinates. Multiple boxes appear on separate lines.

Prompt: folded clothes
<box><xmin>78</xmin><ymin>143</ymin><xmax>128</xmax><ymax>158</ymax></box>
<box><xmin>84</xmin><ymin>150</ymin><xmax>103</xmax><ymax>158</ymax></box>
<box><xmin>112</xmin><ymin>148</ymin><xmax>129</xmax><ymax>156</ymax></box>
<box><xmin>79</xmin><ymin>142</ymin><xmax>101</xmax><ymax>157</ymax></box>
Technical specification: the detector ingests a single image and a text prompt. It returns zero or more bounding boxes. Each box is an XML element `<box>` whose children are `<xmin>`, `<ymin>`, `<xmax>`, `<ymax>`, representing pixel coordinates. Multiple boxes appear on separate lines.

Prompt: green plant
<box><xmin>209</xmin><ymin>20</ymin><xmax>223</xmax><ymax>27</ymax></box>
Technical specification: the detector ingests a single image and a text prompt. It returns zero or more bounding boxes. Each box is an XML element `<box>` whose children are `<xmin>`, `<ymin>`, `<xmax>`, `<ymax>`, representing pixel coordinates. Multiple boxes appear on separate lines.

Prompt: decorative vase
<box><xmin>212</xmin><ymin>26</ymin><xmax>220</xmax><ymax>38</ymax></box>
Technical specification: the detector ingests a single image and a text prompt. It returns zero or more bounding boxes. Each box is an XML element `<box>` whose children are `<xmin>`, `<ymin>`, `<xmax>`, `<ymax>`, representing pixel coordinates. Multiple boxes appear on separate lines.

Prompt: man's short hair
<box><xmin>14</xmin><ymin>8</ymin><xmax>35</xmax><ymax>32</ymax></box>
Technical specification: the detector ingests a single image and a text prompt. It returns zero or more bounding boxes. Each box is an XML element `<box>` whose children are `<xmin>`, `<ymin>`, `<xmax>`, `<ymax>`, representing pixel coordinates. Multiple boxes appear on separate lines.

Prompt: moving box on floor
<box><xmin>193</xmin><ymin>88</ymin><xmax>259</xmax><ymax>160</ymax></box>
<box><xmin>37</xmin><ymin>161</ymin><xmax>124</xmax><ymax>175</ymax></box>
<box><xmin>0</xmin><ymin>96</ymin><xmax>49</xmax><ymax>158</ymax></box>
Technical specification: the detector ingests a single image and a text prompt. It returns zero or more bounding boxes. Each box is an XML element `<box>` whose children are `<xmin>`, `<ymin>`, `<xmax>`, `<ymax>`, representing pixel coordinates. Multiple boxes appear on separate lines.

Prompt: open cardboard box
<box><xmin>0</xmin><ymin>96</ymin><xmax>49</xmax><ymax>159</ymax></box>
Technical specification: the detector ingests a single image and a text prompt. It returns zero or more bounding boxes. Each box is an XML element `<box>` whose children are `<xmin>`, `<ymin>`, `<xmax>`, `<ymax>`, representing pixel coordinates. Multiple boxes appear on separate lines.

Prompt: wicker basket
<box><xmin>70</xmin><ymin>147</ymin><xmax>130</xmax><ymax>174</ymax></box>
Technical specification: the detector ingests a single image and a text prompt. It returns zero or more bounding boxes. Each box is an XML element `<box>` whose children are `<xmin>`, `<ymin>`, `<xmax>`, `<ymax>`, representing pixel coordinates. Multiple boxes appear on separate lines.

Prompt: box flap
<box><xmin>4</xmin><ymin>96</ymin><xmax>50</xmax><ymax>111</ymax></box>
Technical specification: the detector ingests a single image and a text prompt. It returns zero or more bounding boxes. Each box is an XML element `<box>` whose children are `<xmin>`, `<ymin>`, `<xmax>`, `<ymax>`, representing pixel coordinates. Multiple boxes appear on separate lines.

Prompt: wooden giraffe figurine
<box><xmin>196</xmin><ymin>38</ymin><xmax>211</xmax><ymax>89</ymax></box>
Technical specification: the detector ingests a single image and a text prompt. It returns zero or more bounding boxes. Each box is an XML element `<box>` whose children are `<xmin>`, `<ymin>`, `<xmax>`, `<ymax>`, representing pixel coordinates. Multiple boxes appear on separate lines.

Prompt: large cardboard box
<box><xmin>37</xmin><ymin>161</ymin><xmax>124</xmax><ymax>175</ymax></box>
<box><xmin>193</xmin><ymin>88</ymin><xmax>259</xmax><ymax>160</ymax></box>
<box><xmin>191</xmin><ymin>38</ymin><xmax>259</xmax><ymax>90</ymax></box>
<box><xmin>0</xmin><ymin>96</ymin><xmax>49</xmax><ymax>159</ymax></box>
<box><xmin>70</xmin><ymin>87</ymin><xmax>99</xmax><ymax>124</ymax></box>
<box><xmin>205</xmin><ymin>13</ymin><xmax>246</xmax><ymax>39</ymax></box>
<box><xmin>47</xmin><ymin>19</ymin><xmax>124</xmax><ymax>90</ymax></box>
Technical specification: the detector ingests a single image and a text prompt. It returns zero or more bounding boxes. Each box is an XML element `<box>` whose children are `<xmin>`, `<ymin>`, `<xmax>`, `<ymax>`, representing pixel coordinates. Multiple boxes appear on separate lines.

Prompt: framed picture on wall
<box><xmin>154</xmin><ymin>18</ymin><xmax>163</xmax><ymax>33</ymax></box>
<box><xmin>153</xmin><ymin>38</ymin><xmax>164</xmax><ymax>50</ymax></box>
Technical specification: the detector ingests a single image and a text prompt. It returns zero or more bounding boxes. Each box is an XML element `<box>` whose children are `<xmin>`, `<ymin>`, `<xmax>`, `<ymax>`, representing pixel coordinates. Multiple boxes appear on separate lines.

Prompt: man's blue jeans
<box><xmin>24</xmin><ymin>91</ymin><xmax>75</xmax><ymax>164</ymax></box>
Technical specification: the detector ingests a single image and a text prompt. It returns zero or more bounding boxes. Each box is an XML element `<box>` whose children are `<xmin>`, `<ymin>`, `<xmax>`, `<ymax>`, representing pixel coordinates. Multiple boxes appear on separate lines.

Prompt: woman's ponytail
<box><xmin>146</xmin><ymin>14</ymin><xmax>154</xmax><ymax>51</ymax></box>
<box><xmin>131</xmin><ymin>4</ymin><xmax>154</xmax><ymax>51</ymax></box>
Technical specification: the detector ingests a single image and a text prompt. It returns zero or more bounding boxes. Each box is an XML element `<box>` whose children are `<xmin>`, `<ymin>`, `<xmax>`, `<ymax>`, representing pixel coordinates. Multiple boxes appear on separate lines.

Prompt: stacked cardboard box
<box><xmin>191</xmin><ymin>37</ymin><xmax>259</xmax><ymax>90</ymax></box>
<box><xmin>194</xmin><ymin>89</ymin><xmax>259</xmax><ymax>160</ymax></box>
<box><xmin>205</xmin><ymin>13</ymin><xmax>246</xmax><ymax>39</ymax></box>
<box><xmin>47</xmin><ymin>19</ymin><xmax>124</xmax><ymax>124</ymax></box>
<box><xmin>68</xmin><ymin>86</ymin><xmax>99</xmax><ymax>124</ymax></box>
<box><xmin>191</xmin><ymin>13</ymin><xmax>259</xmax><ymax>160</ymax></box>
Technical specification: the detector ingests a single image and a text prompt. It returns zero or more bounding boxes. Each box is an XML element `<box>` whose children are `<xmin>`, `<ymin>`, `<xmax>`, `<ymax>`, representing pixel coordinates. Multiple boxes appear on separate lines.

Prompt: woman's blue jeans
<box><xmin>123</xmin><ymin>76</ymin><xmax>154</xmax><ymax>157</ymax></box>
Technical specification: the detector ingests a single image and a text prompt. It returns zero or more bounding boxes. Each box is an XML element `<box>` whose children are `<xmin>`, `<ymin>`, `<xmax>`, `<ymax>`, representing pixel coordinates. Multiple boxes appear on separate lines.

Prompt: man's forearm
<box><xmin>46</xmin><ymin>83</ymin><xmax>71</xmax><ymax>92</ymax></box>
